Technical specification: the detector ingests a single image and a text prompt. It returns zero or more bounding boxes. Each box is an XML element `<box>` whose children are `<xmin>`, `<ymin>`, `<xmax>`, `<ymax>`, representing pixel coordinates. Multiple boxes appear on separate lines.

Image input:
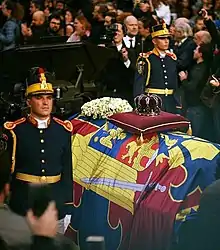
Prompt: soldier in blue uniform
<box><xmin>3</xmin><ymin>67</ymin><xmax>73</xmax><ymax>233</ymax></box>
<box><xmin>134</xmin><ymin>21</ymin><xmax>179</xmax><ymax>114</ymax></box>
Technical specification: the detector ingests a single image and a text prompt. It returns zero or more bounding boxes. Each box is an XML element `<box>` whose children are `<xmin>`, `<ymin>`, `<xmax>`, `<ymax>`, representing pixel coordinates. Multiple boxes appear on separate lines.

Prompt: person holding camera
<box><xmin>3</xmin><ymin>67</ymin><xmax>73</xmax><ymax>234</ymax></box>
<box><xmin>101</xmin><ymin>22</ymin><xmax>136</xmax><ymax>104</ymax></box>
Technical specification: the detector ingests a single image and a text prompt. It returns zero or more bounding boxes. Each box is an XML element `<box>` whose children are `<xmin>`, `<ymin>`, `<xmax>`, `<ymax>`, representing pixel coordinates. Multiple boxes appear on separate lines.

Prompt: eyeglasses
<box><xmin>51</xmin><ymin>21</ymin><xmax>60</xmax><ymax>25</ymax></box>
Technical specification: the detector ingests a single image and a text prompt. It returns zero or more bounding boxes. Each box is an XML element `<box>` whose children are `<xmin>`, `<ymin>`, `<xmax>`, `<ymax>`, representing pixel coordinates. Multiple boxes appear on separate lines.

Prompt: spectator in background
<box><xmin>104</xmin><ymin>11</ymin><xmax>117</xmax><ymax>27</ymax></box>
<box><xmin>214</xmin><ymin>0</ymin><xmax>220</xmax><ymax>19</ymax></box>
<box><xmin>193</xmin><ymin>15</ymin><xmax>205</xmax><ymax>32</ymax></box>
<box><xmin>29</xmin><ymin>0</ymin><xmax>41</xmax><ymax>16</ymax></box>
<box><xmin>174</xmin><ymin>16</ymin><xmax>191</xmax><ymax>26</ymax></box>
<box><xmin>44</xmin><ymin>0</ymin><xmax>53</xmax><ymax>9</ymax></box>
<box><xmin>100</xmin><ymin>22</ymin><xmax>136</xmax><ymax>104</ymax></box>
<box><xmin>133</xmin><ymin>0</ymin><xmax>154</xmax><ymax>19</ymax></box>
<box><xmin>89</xmin><ymin>3</ymin><xmax>107</xmax><ymax>44</ymax></box>
<box><xmin>65</xmin><ymin>9</ymin><xmax>74</xmax><ymax>25</ymax></box>
<box><xmin>194</xmin><ymin>30</ymin><xmax>211</xmax><ymax>45</ymax></box>
<box><xmin>0</xmin><ymin>0</ymin><xmax>23</xmax><ymax>51</ymax></box>
<box><xmin>123</xmin><ymin>15</ymin><xmax>139</xmax><ymax>49</ymax></box>
<box><xmin>173</xmin><ymin>22</ymin><xmax>196</xmax><ymax>72</ymax></box>
<box><xmin>153</xmin><ymin>0</ymin><xmax>171</xmax><ymax>25</ymax></box>
<box><xmin>67</xmin><ymin>15</ymin><xmax>91</xmax><ymax>42</ymax></box>
<box><xmin>55</xmin><ymin>0</ymin><xmax>65</xmax><ymax>11</ymax></box>
<box><xmin>179</xmin><ymin>43</ymin><xmax>212</xmax><ymax>139</ymax></box>
<box><xmin>138</xmin><ymin>17</ymin><xmax>154</xmax><ymax>52</ymax></box>
<box><xmin>65</xmin><ymin>24</ymin><xmax>74</xmax><ymax>37</ymax></box>
<box><xmin>44</xmin><ymin>6</ymin><xmax>53</xmax><ymax>19</ymax></box>
<box><xmin>21</xmin><ymin>11</ymin><xmax>47</xmax><ymax>44</ymax></box>
<box><xmin>106</xmin><ymin>2</ymin><xmax>117</xmax><ymax>13</ymax></box>
<box><xmin>47</xmin><ymin>14</ymin><xmax>62</xmax><ymax>36</ymax></box>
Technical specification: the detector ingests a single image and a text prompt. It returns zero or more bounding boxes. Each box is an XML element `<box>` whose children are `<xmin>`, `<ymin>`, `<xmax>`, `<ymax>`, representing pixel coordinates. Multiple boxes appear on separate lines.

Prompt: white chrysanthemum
<box><xmin>81</xmin><ymin>97</ymin><xmax>133</xmax><ymax>119</ymax></box>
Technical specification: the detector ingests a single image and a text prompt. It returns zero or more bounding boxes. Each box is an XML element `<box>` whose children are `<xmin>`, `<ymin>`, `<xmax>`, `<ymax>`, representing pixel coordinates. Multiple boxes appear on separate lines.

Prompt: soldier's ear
<box><xmin>152</xmin><ymin>38</ymin><xmax>157</xmax><ymax>45</ymax></box>
<box><xmin>26</xmin><ymin>98</ymin><xmax>31</xmax><ymax>107</ymax></box>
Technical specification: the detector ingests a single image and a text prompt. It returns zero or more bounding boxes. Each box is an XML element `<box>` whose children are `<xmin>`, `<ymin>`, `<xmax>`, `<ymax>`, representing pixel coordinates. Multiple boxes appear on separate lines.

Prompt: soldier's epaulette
<box><xmin>166</xmin><ymin>51</ymin><xmax>177</xmax><ymax>60</ymax></box>
<box><xmin>138</xmin><ymin>51</ymin><xmax>153</xmax><ymax>60</ymax></box>
<box><xmin>4</xmin><ymin>117</ymin><xmax>26</xmax><ymax>130</ymax></box>
<box><xmin>53</xmin><ymin>117</ymin><xmax>73</xmax><ymax>132</ymax></box>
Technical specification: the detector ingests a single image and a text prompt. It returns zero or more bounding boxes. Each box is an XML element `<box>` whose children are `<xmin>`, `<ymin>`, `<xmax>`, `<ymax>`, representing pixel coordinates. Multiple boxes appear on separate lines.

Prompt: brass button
<box><xmin>41</xmin><ymin>139</ymin><xmax>44</xmax><ymax>143</ymax></box>
<box><xmin>42</xmin><ymin>169</ymin><xmax>45</xmax><ymax>173</ymax></box>
<box><xmin>40</xmin><ymin>130</ymin><xmax>43</xmax><ymax>134</ymax></box>
<box><xmin>41</xmin><ymin>159</ymin><xmax>45</xmax><ymax>163</ymax></box>
<box><xmin>41</xmin><ymin>149</ymin><xmax>44</xmax><ymax>153</ymax></box>
<box><xmin>41</xmin><ymin>176</ymin><xmax>46</xmax><ymax>182</ymax></box>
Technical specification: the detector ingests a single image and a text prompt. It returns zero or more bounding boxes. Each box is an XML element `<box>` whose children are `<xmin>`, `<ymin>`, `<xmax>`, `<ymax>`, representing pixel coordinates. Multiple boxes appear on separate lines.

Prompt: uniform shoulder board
<box><xmin>166</xmin><ymin>51</ymin><xmax>177</xmax><ymax>60</ymax></box>
<box><xmin>138</xmin><ymin>51</ymin><xmax>152</xmax><ymax>60</ymax></box>
<box><xmin>53</xmin><ymin>117</ymin><xmax>73</xmax><ymax>132</ymax></box>
<box><xmin>4</xmin><ymin>117</ymin><xmax>26</xmax><ymax>130</ymax></box>
<box><xmin>136</xmin><ymin>52</ymin><xmax>152</xmax><ymax>75</ymax></box>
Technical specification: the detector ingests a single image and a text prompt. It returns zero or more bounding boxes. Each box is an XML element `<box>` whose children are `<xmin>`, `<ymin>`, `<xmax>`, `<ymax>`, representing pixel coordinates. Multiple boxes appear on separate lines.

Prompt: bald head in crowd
<box><xmin>194</xmin><ymin>30</ymin><xmax>212</xmax><ymax>45</ymax></box>
<box><xmin>32</xmin><ymin>10</ymin><xmax>45</xmax><ymax>26</ymax></box>
<box><xmin>124</xmin><ymin>15</ymin><xmax>138</xmax><ymax>37</ymax></box>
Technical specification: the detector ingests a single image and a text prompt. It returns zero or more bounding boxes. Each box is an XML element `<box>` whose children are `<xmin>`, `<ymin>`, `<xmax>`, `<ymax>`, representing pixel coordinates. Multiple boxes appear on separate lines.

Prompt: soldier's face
<box><xmin>27</xmin><ymin>94</ymin><xmax>53</xmax><ymax>119</ymax></box>
<box><xmin>153</xmin><ymin>37</ymin><xmax>169</xmax><ymax>51</ymax></box>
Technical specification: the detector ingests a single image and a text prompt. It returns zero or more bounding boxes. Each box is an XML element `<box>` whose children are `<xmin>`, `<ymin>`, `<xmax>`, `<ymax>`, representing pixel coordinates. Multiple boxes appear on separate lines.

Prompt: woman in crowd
<box><xmin>65</xmin><ymin>9</ymin><xmax>74</xmax><ymax>25</ymax></box>
<box><xmin>0</xmin><ymin>0</ymin><xmax>24</xmax><ymax>51</ymax></box>
<box><xmin>67</xmin><ymin>15</ymin><xmax>91</xmax><ymax>42</ymax></box>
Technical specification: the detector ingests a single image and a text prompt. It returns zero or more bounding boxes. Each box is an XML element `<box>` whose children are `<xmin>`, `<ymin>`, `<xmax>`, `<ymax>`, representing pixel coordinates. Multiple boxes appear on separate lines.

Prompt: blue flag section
<box><xmin>65</xmin><ymin>115</ymin><xmax>220</xmax><ymax>250</ymax></box>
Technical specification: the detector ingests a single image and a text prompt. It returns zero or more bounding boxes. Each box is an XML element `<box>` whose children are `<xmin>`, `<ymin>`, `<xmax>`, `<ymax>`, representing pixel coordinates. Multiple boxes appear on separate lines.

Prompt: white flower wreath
<box><xmin>81</xmin><ymin>97</ymin><xmax>133</xmax><ymax>119</ymax></box>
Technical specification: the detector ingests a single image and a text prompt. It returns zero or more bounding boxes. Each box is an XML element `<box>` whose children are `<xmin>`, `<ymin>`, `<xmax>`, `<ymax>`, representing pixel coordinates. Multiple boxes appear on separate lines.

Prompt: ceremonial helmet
<box><xmin>25</xmin><ymin>67</ymin><xmax>55</xmax><ymax>97</ymax></box>
<box><xmin>151</xmin><ymin>20</ymin><xmax>170</xmax><ymax>39</ymax></box>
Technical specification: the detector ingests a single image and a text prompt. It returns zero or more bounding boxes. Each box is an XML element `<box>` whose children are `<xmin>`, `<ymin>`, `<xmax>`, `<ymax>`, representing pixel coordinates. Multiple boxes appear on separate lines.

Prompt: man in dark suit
<box><xmin>101</xmin><ymin>23</ymin><xmax>136</xmax><ymax>104</ymax></box>
<box><xmin>173</xmin><ymin>22</ymin><xmax>196</xmax><ymax>73</ymax></box>
<box><xmin>134</xmin><ymin>22</ymin><xmax>179</xmax><ymax>114</ymax></box>
<box><xmin>123</xmin><ymin>15</ymin><xmax>142</xmax><ymax>58</ymax></box>
<box><xmin>3</xmin><ymin>67</ymin><xmax>73</xmax><ymax>234</ymax></box>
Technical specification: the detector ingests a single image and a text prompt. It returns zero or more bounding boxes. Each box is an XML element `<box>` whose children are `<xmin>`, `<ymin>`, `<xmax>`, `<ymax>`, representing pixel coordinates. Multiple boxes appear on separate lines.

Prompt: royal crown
<box><xmin>134</xmin><ymin>94</ymin><xmax>162</xmax><ymax>116</ymax></box>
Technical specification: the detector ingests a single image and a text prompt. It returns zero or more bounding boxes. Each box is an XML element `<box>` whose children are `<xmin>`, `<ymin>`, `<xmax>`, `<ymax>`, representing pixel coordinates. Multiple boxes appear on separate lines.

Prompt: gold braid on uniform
<box><xmin>136</xmin><ymin>52</ymin><xmax>152</xmax><ymax>86</ymax></box>
<box><xmin>4</xmin><ymin>118</ymin><xmax>26</xmax><ymax>174</ymax></box>
<box><xmin>9</xmin><ymin>130</ymin><xmax>16</xmax><ymax>174</ymax></box>
<box><xmin>53</xmin><ymin>117</ymin><xmax>73</xmax><ymax>132</ymax></box>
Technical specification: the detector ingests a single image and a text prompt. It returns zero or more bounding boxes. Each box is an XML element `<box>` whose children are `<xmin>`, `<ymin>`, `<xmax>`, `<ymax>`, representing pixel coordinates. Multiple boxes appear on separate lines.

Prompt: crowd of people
<box><xmin>0</xmin><ymin>0</ymin><xmax>220</xmax><ymax>142</ymax></box>
<box><xmin>0</xmin><ymin>0</ymin><xmax>220</xmax><ymax>249</ymax></box>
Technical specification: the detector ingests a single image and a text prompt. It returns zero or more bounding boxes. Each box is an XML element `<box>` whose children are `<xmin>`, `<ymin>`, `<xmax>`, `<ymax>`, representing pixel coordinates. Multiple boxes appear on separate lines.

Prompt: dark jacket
<box><xmin>4</xmin><ymin>116</ymin><xmax>73</xmax><ymax>219</ymax></box>
<box><xmin>173</xmin><ymin>37</ymin><xmax>196</xmax><ymax>72</ymax></box>
<box><xmin>101</xmin><ymin>44</ymin><xmax>136</xmax><ymax>104</ymax></box>
<box><xmin>181</xmin><ymin>61</ymin><xmax>210</xmax><ymax>107</ymax></box>
<box><xmin>0</xmin><ymin>18</ymin><xmax>20</xmax><ymax>51</ymax></box>
<box><xmin>26</xmin><ymin>23</ymin><xmax>49</xmax><ymax>45</ymax></box>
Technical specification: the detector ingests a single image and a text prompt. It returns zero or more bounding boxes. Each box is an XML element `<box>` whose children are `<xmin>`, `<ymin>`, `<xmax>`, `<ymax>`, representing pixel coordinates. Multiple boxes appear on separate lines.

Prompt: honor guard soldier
<box><xmin>134</xmin><ymin>21</ymin><xmax>179</xmax><ymax>114</ymax></box>
<box><xmin>3</xmin><ymin>67</ymin><xmax>73</xmax><ymax>233</ymax></box>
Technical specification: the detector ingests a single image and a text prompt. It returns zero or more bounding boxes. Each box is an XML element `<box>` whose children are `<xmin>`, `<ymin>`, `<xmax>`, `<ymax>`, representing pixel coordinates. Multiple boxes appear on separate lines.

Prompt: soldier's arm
<box><xmin>1</xmin><ymin>128</ymin><xmax>15</xmax><ymax>174</ymax></box>
<box><xmin>133</xmin><ymin>55</ymin><xmax>149</xmax><ymax>98</ymax></box>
